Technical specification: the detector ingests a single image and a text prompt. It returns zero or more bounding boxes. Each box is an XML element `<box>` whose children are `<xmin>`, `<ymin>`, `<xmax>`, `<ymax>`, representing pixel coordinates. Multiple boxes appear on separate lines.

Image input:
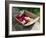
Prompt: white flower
<box><xmin>21</xmin><ymin>20</ymin><xmax>26</xmax><ymax>24</ymax></box>
<box><xmin>24</xmin><ymin>17</ymin><xmax>31</xmax><ymax>20</ymax></box>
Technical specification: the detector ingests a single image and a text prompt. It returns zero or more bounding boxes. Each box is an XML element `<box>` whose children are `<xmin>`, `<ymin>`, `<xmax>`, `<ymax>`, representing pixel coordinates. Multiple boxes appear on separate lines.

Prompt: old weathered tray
<box><xmin>15</xmin><ymin>10</ymin><xmax>40</xmax><ymax>26</ymax></box>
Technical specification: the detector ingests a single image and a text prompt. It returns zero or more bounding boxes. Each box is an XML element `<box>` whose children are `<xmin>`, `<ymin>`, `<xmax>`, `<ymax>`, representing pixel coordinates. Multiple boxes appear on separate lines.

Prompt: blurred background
<box><xmin>12</xmin><ymin>7</ymin><xmax>40</xmax><ymax>16</ymax></box>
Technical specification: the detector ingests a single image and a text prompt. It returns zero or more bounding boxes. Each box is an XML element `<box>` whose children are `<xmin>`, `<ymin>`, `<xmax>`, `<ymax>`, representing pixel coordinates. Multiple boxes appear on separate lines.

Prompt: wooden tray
<box><xmin>15</xmin><ymin>10</ymin><xmax>40</xmax><ymax>26</ymax></box>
